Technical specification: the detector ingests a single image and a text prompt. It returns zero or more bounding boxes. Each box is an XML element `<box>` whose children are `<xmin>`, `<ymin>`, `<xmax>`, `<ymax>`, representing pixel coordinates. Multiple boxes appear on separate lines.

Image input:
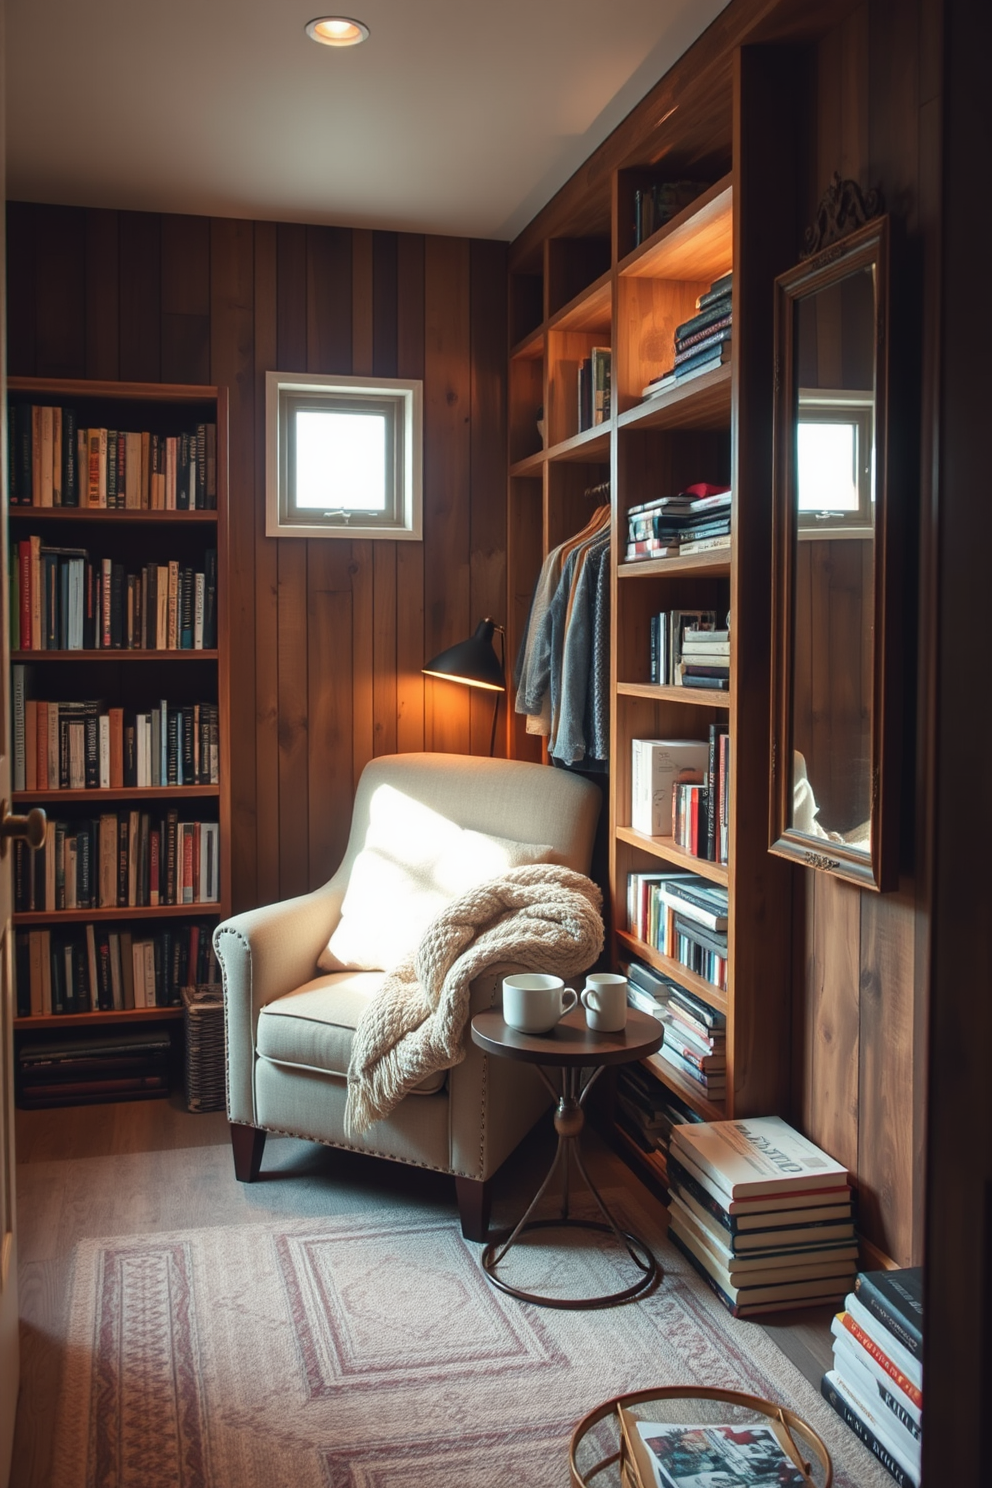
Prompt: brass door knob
<box><xmin>0</xmin><ymin>800</ymin><xmax>47</xmax><ymax>855</ymax></box>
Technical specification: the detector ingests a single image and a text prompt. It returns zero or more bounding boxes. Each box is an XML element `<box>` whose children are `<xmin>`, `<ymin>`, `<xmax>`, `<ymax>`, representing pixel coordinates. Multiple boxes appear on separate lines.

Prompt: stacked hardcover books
<box><xmin>656</xmin><ymin>965</ymin><xmax>727</xmax><ymax>1102</ymax></box>
<box><xmin>641</xmin><ymin>272</ymin><xmax>733</xmax><ymax>398</ymax></box>
<box><xmin>621</xmin><ymin>956</ymin><xmax>726</xmax><ymax>1112</ymax></box>
<box><xmin>822</xmin><ymin>1268</ymin><xmax>923</xmax><ymax>1487</ymax></box>
<box><xmin>625</xmin><ymin>483</ymin><xmax>731</xmax><ymax>562</ymax></box>
<box><xmin>666</xmin><ymin>1115</ymin><xmax>857</xmax><ymax>1316</ymax></box>
<box><xmin>17</xmin><ymin>1029</ymin><xmax>172</xmax><ymax>1107</ymax></box>
<box><xmin>678</xmin><ymin>626</ymin><xmax>729</xmax><ymax>689</ymax></box>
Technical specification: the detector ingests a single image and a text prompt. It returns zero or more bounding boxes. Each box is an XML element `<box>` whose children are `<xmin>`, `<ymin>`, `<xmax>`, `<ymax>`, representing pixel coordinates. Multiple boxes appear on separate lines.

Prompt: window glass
<box><xmin>294</xmin><ymin>408</ymin><xmax>388</xmax><ymax>512</ymax></box>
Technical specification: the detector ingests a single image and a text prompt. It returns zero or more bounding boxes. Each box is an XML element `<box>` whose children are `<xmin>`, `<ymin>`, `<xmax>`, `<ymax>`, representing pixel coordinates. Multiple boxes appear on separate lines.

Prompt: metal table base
<box><xmin>481</xmin><ymin>1063</ymin><xmax>662</xmax><ymax>1308</ymax></box>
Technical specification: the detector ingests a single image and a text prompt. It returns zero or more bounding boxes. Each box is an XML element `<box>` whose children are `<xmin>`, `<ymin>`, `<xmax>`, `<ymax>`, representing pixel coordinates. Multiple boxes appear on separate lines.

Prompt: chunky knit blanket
<box><xmin>344</xmin><ymin>864</ymin><xmax>603</xmax><ymax>1135</ymax></box>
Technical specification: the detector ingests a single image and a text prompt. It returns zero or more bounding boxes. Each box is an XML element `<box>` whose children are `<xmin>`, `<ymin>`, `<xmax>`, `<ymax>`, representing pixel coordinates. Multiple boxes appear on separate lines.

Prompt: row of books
<box><xmin>15</xmin><ymin>920</ymin><xmax>220</xmax><ymax>1017</ymax></box>
<box><xmin>614</xmin><ymin>1058</ymin><xmax>703</xmax><ymax>1171</ymax></box>
<box><xmin>822</xmin><ymin>1268</ymin><xmax>923</xmax><ymax>1487</ymax></box>
<box><xmin>13</xmin><ymin>540</ymin><xmax>218</xmax><ymax>651</ymax></box>
<box><xmin>17</xmin><ymin>1029</ymin><xmax>173</xmax><ymax>1108</ymax></box>
<box><xmin>631</xmin><ymin>179</ymin><xmax>708</xmax><ymax>248</ymax></box>
<box><xmin>12</xmin><ymin>684</ymin><xmax>220</xmax><ymax>792</ymax></box>
<box><xmin>14</xmin><ymin>812</ymin><xmax>221</xmax><ymax>913</ymax></box>
<box><xmin>627</xmin><ymin>869</ymin><xmax>729</xmax><ymax>993</ymax></box>
<box><xmin>9</xmin><ymin>404</ymin><xmax>218</xmax><ymax>509</ymax></box>
<box><xmin>631</xmin><ymin>728</ymin><xmax>729</xmax><ymax>864</ymax></box>
<box><xmin>623</xmin><ymin>956</ymin><xmax>727</xmax><ymax>1104</ymax></box>
<box><xmin>667</xmin><ymin>1115</ymin><xmax>858</xmax><ymax>1318</ymax></box>
<box><xmin>651</xmin><ymin>611</ymin><xmax>731</xmax><ymax>692</ymax></box>
<box><xmin>641</xmin><ymin>273</ymin><xmax>734</xmax><ymax>399</ymax></box>
<box><xmin>624</xmin><ymin>483</ymin><xmax>731</xmax><ymax>562</ymax></box>
<box><xmin>577</xmin><ymin>348</ymin><xmax>611</xmax><ymax>432</ymax></box>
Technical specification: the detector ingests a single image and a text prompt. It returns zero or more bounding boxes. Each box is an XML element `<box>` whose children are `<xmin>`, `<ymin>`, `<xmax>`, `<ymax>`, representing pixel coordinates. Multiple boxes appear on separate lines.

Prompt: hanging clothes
<box><xmin>514</xmin><ymin>505</ymin><xmax>611</xmax><ymax>767</ymax></box>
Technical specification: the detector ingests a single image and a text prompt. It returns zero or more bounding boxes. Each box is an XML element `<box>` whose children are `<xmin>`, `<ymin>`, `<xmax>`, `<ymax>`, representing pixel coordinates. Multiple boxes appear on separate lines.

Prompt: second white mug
<box><xmin>581</xmin><ymin>973</ymin><xmax>628</xmax><ymax>1032</ymax></box>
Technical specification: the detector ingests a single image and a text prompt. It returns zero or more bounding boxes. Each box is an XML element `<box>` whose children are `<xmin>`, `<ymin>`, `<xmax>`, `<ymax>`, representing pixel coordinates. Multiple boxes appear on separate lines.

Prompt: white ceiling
<box><xmin>6</xmin><ymin>0</ymin><xmax>729</xmax><ymax>241</ymax></box>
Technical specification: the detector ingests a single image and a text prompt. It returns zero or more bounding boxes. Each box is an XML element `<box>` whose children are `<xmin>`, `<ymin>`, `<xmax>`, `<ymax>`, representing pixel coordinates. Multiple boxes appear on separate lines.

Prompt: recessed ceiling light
<box><xmin>305</xmin><ymin>16</ymin><xmax>369</xmax><ymax>47</ymax></box>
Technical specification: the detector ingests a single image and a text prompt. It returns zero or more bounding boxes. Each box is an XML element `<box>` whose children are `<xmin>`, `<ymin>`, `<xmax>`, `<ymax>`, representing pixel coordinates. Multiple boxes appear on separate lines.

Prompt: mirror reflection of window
<box><xmin>796</xmin><ymin>391</ymin><xmax>874</xmax><ymax>532</ymax></box>
<box><xmin>798</xmin><ymin>419</ymin><xmax>858</xmax><ymax>510</ymax></box>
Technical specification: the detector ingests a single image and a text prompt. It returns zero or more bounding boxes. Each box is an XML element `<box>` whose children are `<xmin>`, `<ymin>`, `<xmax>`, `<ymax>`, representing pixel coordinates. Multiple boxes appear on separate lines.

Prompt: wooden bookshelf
<box><xmin>7</xmin><ymin>376</ymin><xmax>230</xmax><ymax>1042</ymax></box>
<box><xmin>506</xmin><ymin>63</ymin><xmax>795</xmax><ymax>1158</ymax></box>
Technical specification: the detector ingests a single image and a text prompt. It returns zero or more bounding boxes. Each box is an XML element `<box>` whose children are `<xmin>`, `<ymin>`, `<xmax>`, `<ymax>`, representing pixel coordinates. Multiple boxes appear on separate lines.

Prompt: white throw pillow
<box><xmin>318</xmin><ymin>784</ymin><xmax>558</xmax><ymax>972</ymax></box>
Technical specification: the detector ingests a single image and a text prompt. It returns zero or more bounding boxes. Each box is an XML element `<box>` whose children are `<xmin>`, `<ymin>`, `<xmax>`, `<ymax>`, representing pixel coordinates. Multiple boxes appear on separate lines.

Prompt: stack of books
<box><xmin>641</xmin><ymin>272</ymin><xmax>733</xmax><ymax>397</ymax></box>
<box><xmin>625</xmin><ymin>483</ymin><xmax>731</xmax><ymax>561</ymax></box>
<box><xmin>17</xmin><ymin>1029</ymin><xmax>172</xmax><ymax>1107</ymax></box>
<box><xmin>679</xmin><ymin>626</ymin><xmax>729</xmax><ymax>689</ymax></box>
<box><xmin>666</xmin><ymin>1115</ymin><xmax>858</xmax><ymax>1316</ymax></box>
<box><xmin>822</xmin><ymin>1268</ymin><xmax>923</xmax><ymax>1487</ymax></box>
<box><xmin>656</xmin><ymin>967</ymin><xmax>727</xmax><ymax>1102</ymax></box>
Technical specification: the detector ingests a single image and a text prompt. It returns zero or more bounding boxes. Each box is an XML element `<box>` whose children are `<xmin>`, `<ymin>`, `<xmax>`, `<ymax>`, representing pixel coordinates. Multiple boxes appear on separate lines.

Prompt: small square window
<box><xmin>266</xmin><ymin>372</ymin><xmax>423</xmax><ymax>540</ymax></box>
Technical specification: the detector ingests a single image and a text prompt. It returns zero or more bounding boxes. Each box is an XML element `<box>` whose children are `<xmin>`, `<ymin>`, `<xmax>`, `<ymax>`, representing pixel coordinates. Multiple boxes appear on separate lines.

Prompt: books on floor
<box><xmin>666</xmin><ymin>1115</ymin><xmax>856</xmax><ymax>1316</ymax></box>
<box><xmin>821</xmin><ymin>1267</ymin><xmax>923</xmax><ymax>1487</ymax></box>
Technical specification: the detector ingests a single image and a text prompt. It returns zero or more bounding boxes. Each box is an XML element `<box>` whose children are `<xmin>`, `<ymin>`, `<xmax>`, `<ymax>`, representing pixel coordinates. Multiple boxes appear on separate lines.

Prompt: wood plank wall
<box><xmin>793</xmin><ymin>0</ymin><xmax>937</xmax><ymax>1267</ymax></box>
<box><xmin>5</xmin><ymin>205</ymin><xmax>508</xmax><ymax>914</ymax></box>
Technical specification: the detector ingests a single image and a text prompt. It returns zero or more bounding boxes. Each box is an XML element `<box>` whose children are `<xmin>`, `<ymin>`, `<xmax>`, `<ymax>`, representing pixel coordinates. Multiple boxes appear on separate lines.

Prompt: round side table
<box><xmin>470</xmin><ymin>1006</ymin><xmax>664</xmax><ymax>1309</ymax></box>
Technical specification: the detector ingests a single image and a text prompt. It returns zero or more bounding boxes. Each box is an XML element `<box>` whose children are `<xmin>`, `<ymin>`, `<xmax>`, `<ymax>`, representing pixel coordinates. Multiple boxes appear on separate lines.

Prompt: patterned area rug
<box><xmin>52</xmin><ymin>1197</ymin><xmax>893</xmax><ymax>1488</ymax></box>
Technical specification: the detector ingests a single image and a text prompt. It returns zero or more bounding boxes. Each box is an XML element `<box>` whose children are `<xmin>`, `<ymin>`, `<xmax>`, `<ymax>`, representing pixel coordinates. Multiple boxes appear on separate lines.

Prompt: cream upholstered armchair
<box><xmin>213</xmin><ymin>752</ymin><xmax>601</xmax><ymax>1240</ymax></box>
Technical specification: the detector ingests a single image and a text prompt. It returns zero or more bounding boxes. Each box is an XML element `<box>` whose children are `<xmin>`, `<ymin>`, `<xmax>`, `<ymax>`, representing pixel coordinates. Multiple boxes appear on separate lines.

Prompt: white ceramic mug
<box><xmin>502</xmin><ymin>974</ymin><xmax>578</xmax><ymax>1034</ymax></box>
<box><xmin>581</xmin><ymin>973</ymin><xmax>628</xmax><ymax>1033</ymax></box>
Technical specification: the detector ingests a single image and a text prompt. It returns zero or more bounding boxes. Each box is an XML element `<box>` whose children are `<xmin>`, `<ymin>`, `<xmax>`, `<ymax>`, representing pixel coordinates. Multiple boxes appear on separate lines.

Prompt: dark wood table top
<box><xmin>470</xmin><ymin>1007</ymin><xmax>663</xmax><ymax>1067</ymax></box>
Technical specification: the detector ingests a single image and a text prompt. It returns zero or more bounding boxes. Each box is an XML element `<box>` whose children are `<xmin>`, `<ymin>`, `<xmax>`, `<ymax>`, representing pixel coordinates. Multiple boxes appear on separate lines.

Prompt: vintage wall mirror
<box><xmin>770</xmin><ymin>190</ymin><xmax>900</xmax><ymax>891</ymax></box>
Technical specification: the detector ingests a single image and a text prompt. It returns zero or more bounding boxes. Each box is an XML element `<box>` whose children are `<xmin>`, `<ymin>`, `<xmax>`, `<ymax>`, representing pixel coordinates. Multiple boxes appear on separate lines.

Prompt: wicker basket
<box><xmin>182</xmin><ymin>984</ymin><xmax>226</xmax><ymax>1113</ymax></box>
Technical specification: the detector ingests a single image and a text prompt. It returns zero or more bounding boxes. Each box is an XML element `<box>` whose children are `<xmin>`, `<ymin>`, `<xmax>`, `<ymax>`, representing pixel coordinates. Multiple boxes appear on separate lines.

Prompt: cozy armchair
<box><xmin>213</xmin><ymin>751</ymin><xmax>601</xmax><ymax>1239</ymax></box>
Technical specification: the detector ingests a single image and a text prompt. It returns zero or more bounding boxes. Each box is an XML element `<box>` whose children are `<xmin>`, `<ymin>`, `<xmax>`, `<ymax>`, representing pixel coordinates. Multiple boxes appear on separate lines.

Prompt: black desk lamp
<box><xmin>422</xmin><ymin>618</ymin><xmax>506</xmax><ymax>755</ymax></box>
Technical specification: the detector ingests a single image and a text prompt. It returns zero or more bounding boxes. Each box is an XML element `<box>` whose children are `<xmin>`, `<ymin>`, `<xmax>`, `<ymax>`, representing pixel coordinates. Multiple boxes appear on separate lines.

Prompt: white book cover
<box><xmin>631</xmin><ymin>738</ymin><xmax>710</xmax><ymax>837</ymax></box>
<box><xmin>832</xmin><ymin>1322</ymin><xmax>923</xmax><ymax>1429</ymax></box>
<box><xmin>99</xmin><ymin>714</ymin><xmax>110</xmax><ymax>789</ymax></box>
<box><xmin>824</xmin><ymin>1370</ymin><xmax>920</xmax><ymax>1484</ymax></box>
<box><xmin>845</xmin><ymin>1292</ymin><xmax>923</xmax><ymax>1390</ymax></box>
<box><xmin>671</xmin><ymin>1115</ymin><xmax>848</xmax><ymax>1198</ymax></box>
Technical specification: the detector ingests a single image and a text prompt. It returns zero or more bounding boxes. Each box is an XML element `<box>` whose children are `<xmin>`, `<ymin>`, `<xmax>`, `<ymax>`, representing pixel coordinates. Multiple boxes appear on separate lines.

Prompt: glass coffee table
<box><xmin>470</xmin><ymin>1006</ymin><xmax>664</xmax><ymax>1309</ymax></box>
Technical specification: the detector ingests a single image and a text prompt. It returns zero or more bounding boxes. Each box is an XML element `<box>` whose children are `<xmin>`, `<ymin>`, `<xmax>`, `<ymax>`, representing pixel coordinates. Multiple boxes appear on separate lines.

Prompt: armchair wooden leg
<box><xmin>231</xmin><ymin>1123</ymin><xmax>266</xmax><ymax>1182</ymax></box>
<box><xmin>455</xmin><ymin>1176</ymin><xmax>491</xmax><ymax>1241</ymax></box>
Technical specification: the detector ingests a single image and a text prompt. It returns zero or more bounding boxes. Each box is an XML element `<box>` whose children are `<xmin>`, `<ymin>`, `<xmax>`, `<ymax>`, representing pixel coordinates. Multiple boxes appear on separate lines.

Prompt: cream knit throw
<box><xmin>344</xmin><ymin>863</ymin><xmax>603</xmax><ymax>1135</ymax></box>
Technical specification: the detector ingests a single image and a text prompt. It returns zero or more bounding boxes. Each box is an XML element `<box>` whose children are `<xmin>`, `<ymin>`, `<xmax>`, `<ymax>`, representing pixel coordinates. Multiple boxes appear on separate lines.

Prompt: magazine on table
<box><xmin>619</xmin><ymin>1411</ymin><xmax>815</xmax><ymax>1488</ymax></box>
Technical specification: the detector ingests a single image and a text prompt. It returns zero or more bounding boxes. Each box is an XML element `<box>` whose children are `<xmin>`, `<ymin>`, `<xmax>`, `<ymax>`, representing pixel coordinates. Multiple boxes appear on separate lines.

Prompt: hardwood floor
<box><xmin>11</xmin><ymin>1095</ymin><xmax>833</xmax><ymax>1487</ymax></box>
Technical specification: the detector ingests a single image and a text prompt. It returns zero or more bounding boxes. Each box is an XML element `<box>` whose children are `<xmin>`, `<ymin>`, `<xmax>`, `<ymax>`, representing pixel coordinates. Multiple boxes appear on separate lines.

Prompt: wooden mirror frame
<box><xmin>770</xmin><ymin>212</ymin><xmax>901</xmax><ymax>892</ymax></box>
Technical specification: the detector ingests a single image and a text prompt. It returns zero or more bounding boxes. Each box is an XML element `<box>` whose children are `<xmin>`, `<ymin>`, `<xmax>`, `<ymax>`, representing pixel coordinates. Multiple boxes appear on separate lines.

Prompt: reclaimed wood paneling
<box><xmin>423</xmin><ymin>236</ymin><xmax>472</xmax><ymax>755</ymax></box>
<box><xmin>395</xmin><ymin>234</ymin><xmax>427</xmax><ymax>756</ymax></box>
<box><xmin>118</xmin><ymin>212</ymin><xmax>161</xmax><ymax>383</ymax></box>
<box><xmin>209</xmin><ymin>218</ymin><xmax>256</xmax><ymax>911</ymax></box>
<box><xmin>252</xmin><ymin>221</ymin><xmax>281</xmax><ymax>910</ymax></box>
<box><xmin>84</xmin><ymin>210</ymin><xmax>120</xmax><ymax>382</ymax></box>
<box><xmin>161</xmin><ymin>215</ymin><xmax>210</xmax><ymax>385</ymax></box>
<box><xmin>4</xmin><ymin>204</ymin><xmax>504</xmax><ymax>916</ymax></box>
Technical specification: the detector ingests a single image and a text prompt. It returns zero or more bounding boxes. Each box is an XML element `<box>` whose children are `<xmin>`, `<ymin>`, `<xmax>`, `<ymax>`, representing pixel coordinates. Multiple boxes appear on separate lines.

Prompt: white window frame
<box><xmin>265</xmin><ymin>370</ymin><xmax>423</xmax><ymax>541</ymax></box>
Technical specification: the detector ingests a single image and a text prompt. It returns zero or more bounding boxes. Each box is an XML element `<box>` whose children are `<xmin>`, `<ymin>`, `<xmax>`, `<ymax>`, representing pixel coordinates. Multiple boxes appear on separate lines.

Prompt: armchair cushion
<box><xmin>256</xmin><ymin>971</ymin><xmax>446</xmax><ymax>1094</ymax></box>
<box><xmin>319</xmin><ymin>784</ymin><xmax>557</xmax><ymax>972</ymax></box>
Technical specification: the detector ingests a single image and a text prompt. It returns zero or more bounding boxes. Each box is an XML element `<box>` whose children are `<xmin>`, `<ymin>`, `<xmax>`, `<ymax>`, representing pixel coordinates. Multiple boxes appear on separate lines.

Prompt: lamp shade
<box><xmin>422</xmin><ymin>618</ymin><xmax>505</xmax><ymax>692</ymax></box>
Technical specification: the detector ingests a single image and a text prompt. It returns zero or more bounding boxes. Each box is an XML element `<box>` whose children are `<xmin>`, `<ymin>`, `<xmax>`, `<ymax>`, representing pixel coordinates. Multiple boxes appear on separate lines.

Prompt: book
<box><xmin>821</xmin><ymin>1372</ymin><xmax>919</xmax><ymax>1487</ymax></box>
<box><xmin>669</xmin><ymin>1200</ymin><xmax>858</xmax><ymax>1282</ymax></box>
<box><xmin>669</xmin><ymin>1228</ymin><xmax>850</xmax><ymax>1317</ymax></box>
<box><xmin>840</xmin><ymin>1295</ymin><xmax>923</xmax><ymax>1400</ymax></box>
<box><xmin>855</xmin><ymin>1267</ymin><xmax>923</xmax><ymax>1362</ymax></box>
<box><xmin>831</xmin><ymin>1323</ymin><xmax>922</xmax><ymax>1437</ymax></box>
<box><xmin>670</xmin><ymin>1115</ymin><xmax>849</xmax><ymax>1200</ymax></box>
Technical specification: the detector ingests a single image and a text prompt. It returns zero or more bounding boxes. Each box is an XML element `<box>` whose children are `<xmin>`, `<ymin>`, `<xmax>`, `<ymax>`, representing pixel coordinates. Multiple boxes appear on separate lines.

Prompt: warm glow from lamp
<box><xmin>422</xmin><ymin>619</ymin><xmax>506</xmax><ymax>753</ymax></box>
<box><xmin>305</xmin><ymin>16</ymin><xmax>370</xmax><ymax>46</ymax></box>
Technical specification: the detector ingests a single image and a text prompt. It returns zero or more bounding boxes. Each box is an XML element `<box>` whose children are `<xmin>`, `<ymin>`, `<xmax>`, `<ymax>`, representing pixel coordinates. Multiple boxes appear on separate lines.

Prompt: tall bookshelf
<box><xmin>506</xmin><ymin>52</ymin><xmax>798</xmax><ymax>1191</ymax></box>
<box><xmin>6</xmin><ymin>378</ymin><xmax>230</xmax><ymax>1043</ymax></box>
